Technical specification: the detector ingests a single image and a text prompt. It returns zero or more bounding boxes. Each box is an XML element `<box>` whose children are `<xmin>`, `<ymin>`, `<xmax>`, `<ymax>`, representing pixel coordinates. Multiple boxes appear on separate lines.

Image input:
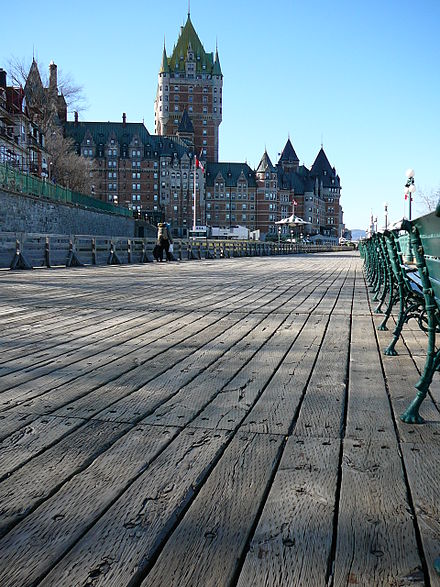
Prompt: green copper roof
<box><xmin>212</xmin><ymin>49</ymin><xmax>222</xmax><ymax>76</ymax></box>
<box><xmin>159</xmin><ymin>45</ymin><xmax>170</xmax><ymax>74</ymax></box>
<box><xmin>166</xmin><ymin>15</ymin><xmax>218</xmax><ymax>75</ymax></box>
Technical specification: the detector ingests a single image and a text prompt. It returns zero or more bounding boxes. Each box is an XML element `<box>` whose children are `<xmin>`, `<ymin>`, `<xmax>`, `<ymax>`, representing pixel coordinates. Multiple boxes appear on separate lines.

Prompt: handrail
<box><xmin>0</xmin><ymin>161</ymin><xmax>133</xmax><ymax>217</ymax></box>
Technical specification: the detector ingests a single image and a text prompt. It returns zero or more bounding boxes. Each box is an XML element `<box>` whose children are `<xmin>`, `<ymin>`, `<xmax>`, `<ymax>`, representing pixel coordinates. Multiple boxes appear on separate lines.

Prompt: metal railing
<box><xmin>0</xmin><ymin>161</ymin><xmax>132</xmax><ymax>217</ymax></box>
<box><xmin>0</xmin><ymin>231</ymin><xmax>352</xmax><ymax>270</ymax></box>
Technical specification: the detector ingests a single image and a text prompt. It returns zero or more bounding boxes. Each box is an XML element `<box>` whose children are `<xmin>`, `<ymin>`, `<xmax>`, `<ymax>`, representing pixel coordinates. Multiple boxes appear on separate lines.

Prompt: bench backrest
<box><xmin>413</xmin><ymin>210</ymin><xmax>440</xmax><ymax>309</ymax></box>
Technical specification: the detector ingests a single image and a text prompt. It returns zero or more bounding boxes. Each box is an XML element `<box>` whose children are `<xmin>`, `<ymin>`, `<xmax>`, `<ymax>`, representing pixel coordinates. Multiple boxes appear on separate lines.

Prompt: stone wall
<box><xmin>0</xmin><ymin>188</ymin><xmax>136</xmax><ymax>237</ymax></box>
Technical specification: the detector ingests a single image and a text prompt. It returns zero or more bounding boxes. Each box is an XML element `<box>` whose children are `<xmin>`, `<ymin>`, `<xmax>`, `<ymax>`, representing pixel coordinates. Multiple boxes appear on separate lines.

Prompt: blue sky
<box><xmin>2</xmin><ymin>0</ymin><xmax>439</xmax><ymax>230</ymax></box>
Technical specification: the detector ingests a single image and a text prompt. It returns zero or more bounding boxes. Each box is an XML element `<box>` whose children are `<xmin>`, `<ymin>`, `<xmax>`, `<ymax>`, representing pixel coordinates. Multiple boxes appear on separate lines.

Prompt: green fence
<box><xmin>0</xmin><ymin>162</ymin><xmax>133</xmax><ymax>217</ymax></box>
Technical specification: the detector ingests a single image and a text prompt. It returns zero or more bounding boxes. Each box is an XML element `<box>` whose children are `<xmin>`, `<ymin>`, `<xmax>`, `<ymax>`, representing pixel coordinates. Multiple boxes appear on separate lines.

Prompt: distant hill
<box><xmin>350</xmin><ymin>229</ymin><xmax>366</xmax><ymax>241</ymax></box>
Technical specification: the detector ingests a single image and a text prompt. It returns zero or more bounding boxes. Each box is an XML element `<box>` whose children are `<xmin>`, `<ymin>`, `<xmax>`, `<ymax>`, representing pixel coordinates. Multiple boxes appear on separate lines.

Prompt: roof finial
<box><xmin>321</xmin><ymin>133</ymin><xmax>324</xmax><ymax>149</ymax></box>
<box><xmin>188</xmin><ymin>0</ymin><xmax>190</xmax><ymax>17</ymax></box>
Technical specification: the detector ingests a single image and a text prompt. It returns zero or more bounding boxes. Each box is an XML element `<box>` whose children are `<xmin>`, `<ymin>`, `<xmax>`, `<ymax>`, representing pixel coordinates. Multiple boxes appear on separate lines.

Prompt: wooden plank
<box><xmin>0</xmin><ymin>310</ymin><xmax>188</xmax><ymax>393</ymax></box>
<box><xmin>0</xmin><ymin>309</ymin><xmax>214</xmax><ymax>411</ymax></box>
<box><xmin>91</xmin><ymin>313</ymin><xmax>264</xmax><ymax>423</ymax></box>
<box><xmin>240</xmin><ymin>313</ymin><xmax>328</xmax><ymax>436</ymax></box>
<box><xmin>142</xmin><ymin>432</ymin><xmax>283</xmax><ymax>587</ymax></box>
<box><xmin>0</xmin><ymin>310</ymin><xmax>150</xmax><ymax>375</ymax></box>
<box><xmin>0</xmin><ymin>311</ymin><xmax>257</xmax><ymax>430</ymax></box>
<box><xmin>38</xmin><ymin>427</ymin><xmax>231</xmax><ymax>587</ymax></box>
<box><xmin>0</xmin><ymin>423</ymin><xmax>179</xmax><ymax>587</ymax></box>
<box><xmin>143</xmin><ymin>313</ymin><xmax>288</xmax><ymax>428</ymax></box>
<box><xmin>402</xmin><ymin>442</ymin><xmax>440</xmax><ymax>586</ymax></box>
<box><xmin>193</xmin><ymin>313</ymin><xmax>313</xmax><ymax>433</ymax></box>
<box><xmin>0</xmin><ymin>411</ymin><xmax>37</xmax><ymax>441</ymax></box>
<box><xmin>333</xmin><ymin>438</ymin><xmax>424</xmax><ymax>586</ymax></box>
<box><xmin>375</xmin><ymin>326</ymin><xmax>440</xmax><ymax>444</ymax></box>
<box><xmin>236</xmin><ymin>437</ymin><xmax>340</xmax><ymax>587</ymax></box>
<box><xmin>344</xmin><ymin>315</ymin><xmax>398</xmax><ymax>442</ymax></box>
<box><xmin>0</xmin><ymin>420</ymin><xmax>130</xmax><ymax>538</ymax></box>
<box><xmin>0</xmin><ymin>414</ymin><xmax>85</xmax><ymax>480</ymax></box>
<box><xmin>293</xmin><ymin>314</ymin><xmax>350</xmax><ymax>440</ymax></box>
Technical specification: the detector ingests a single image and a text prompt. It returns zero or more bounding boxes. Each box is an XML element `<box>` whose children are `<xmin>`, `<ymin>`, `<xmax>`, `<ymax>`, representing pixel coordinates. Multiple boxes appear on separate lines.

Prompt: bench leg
<box><xmin>401</xmin><ymin>349</ymin><xmax>440</xmax><ymax>424</ymax></box>
<box><xmin>384</xmin><ymin>300</ymin><xmax>418</xmax><ymax>356</ymax></box>
<box><xmin>374</xmin><ymin>270</ymin><xmax>389</xmax><ymax>313</ymax></box>
<box><xmin>377</xmin><ymin>291</ymin><xmax>398</xmax><ymax>331</ymax></box>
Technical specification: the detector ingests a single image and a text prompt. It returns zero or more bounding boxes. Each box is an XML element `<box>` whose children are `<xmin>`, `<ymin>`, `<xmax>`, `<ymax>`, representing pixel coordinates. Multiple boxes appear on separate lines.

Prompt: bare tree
<box><xmin>415</xmin><ymin>187</ymin><xmax>440</xmax><ymax>216</ymax></box>
<box><xmin>45</xmin><ymin>129</ymin><xmax>93</xmax><ymax>194</ymax></box>
<box><xmin>6</xmin><ymin>55</ymin><xmax>87</xmax><ymax>115</ymax></box>
<box><xmin>6</xmin><ymin>56</ymin><xmax>92</xmax><ymax>192</ymax></box>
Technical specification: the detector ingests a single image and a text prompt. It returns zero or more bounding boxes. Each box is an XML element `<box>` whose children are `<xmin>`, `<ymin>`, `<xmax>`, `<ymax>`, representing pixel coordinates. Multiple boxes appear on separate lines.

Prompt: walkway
<box><xmin>0</xmin><ymin>252</ymin><xmax>439</xmax><ymax>586</ymax></box>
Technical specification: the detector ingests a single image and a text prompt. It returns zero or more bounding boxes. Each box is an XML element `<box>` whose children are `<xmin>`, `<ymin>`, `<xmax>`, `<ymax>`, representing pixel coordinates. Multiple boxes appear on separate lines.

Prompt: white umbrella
<box><xmin>275</xmin><ymin>214</ymin><xmax>311</xmax><ymax>226</ymax></box>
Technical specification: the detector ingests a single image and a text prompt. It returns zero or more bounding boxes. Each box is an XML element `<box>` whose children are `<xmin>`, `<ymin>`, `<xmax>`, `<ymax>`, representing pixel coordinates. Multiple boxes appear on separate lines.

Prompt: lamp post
<box><xmin>277</xmin><ymin>225</ymin><xmax>281</xmax><ymax>247</ymax></box>
<box><xmin>384</xmin><ymin>202</ymin><xmax>388</xmax><ymax>230</ymax></box>
<box><xmin>404</xmin><ymin>169</ymin><xmax>416</xmax><ymax>220</ymax></box>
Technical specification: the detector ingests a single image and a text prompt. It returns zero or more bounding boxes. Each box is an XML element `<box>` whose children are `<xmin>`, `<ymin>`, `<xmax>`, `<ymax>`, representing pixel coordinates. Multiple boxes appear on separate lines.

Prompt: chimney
<box><xmin>74</xmin><ymin>111</ymin><xmax>78</xmax><ymax>124</ymax></box>
<box><xmin>122</xmin><ymin>112</ymin><xmax>126</xmax><ymax>127</ymax></box>
<box><xmin>0</xmin><ymin>69</ymin><xmax>6</xmax><ymax>90</ymax></box>
<box><xmin>49</xmin><ymin>61</ymin><xmax>58</xmax><ymax>95</ymax></box>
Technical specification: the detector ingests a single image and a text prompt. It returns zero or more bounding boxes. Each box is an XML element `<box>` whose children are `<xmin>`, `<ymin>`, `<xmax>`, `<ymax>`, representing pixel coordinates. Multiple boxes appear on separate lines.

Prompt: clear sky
<box><xmin>2</xmin><ymin>0</ymin><xmax>439</xmax><ymax>230</ymax></box>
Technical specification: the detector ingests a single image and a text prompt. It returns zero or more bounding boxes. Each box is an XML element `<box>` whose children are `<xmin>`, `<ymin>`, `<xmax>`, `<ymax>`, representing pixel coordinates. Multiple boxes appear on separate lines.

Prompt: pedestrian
<box><xmin>157</xmin><ymin>222</ymin><xmax>173</xmax><ymax>261</ymax></box>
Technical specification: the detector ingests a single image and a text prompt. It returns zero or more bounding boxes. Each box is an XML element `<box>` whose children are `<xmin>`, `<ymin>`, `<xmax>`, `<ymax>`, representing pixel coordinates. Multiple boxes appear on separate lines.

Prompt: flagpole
<box><xmin>193</xmin><ymin>155</ymin><xmax>197</xmax><ymax>233</ymax></box>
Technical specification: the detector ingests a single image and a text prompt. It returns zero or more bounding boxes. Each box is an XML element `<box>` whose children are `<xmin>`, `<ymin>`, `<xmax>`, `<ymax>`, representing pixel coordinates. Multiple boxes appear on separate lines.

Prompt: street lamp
<box><xmin>404</xmin><ymin>168</ymin><xmax>416</xmax><ymax>220</ymax></box>
<box><xmin>384</xmin><ymin>202</ymin><xmax>388</xmax><ymax>230</ymax></box>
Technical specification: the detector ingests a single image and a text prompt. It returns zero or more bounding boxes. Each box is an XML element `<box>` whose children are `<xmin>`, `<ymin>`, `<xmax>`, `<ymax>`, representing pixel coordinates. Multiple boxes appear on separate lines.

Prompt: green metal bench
<box><xmin>360</xmin><ymin>207</ymin><xmax>440</xmax><ymax>423</ymax></box>
<box><xmin>400</xmin><ymin>207</ymin><xmax>440</xmax><ymax>423</ymax></box>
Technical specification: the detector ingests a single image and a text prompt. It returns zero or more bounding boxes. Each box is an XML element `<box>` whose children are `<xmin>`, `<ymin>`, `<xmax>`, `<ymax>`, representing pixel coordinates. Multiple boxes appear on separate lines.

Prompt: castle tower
<box><xmin>154</xmin><ymin>12</ymin><xmax>223</xmax><ymax>162</ymax></box>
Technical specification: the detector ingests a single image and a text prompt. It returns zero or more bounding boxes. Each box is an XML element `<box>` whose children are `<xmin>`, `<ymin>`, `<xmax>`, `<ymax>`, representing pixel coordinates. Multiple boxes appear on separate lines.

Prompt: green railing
<box><xmin>0</xmin><ymin>162</ymin><xmax>133</xmax><ymax>217</ymax></box>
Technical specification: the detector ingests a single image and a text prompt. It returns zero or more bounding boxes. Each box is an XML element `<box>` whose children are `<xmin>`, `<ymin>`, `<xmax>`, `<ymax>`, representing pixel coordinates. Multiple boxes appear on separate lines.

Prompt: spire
<box><xmin>278</xmin><ymin>138</ymin><xmax>299</xmax><ymax>164</ymax></box>
<box><xmin>213</xmin><ymin>42</ymin><xmax>222</xmax><ymax>76</ymax></box>
<box><xmin>168</xmin><ymin>13</ymin><xmax>214</xmax><ymax>74</ymax></box>
<box><xmin>256</xmin><ymin>150</ymin><xmax>275</xmax><ymax>174</ymax></box>
<box><xmin>310</xmin><ymin>147</ymin><xmax>340</xmax><ymax>187</ymax></box>
<box><xmin>159</xmin><ymin>43</ymin><xmax>169</xmax><ymax>73</ymax></box>
<box><xmin>178</xmin><ymin>107</ymin><xmax>194</xmax><ymax>134</ymax></box>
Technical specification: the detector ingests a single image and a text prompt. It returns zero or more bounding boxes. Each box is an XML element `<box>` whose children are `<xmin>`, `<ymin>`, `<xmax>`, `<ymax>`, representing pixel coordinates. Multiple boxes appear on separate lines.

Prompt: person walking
<box><xmin>156</xmin><ymin>222</ymin><xmax>173</xmax><ymax>261</ymax></box>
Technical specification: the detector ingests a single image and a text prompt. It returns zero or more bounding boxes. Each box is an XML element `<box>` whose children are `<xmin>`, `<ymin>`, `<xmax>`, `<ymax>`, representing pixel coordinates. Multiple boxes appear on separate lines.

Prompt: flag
<box><xmin>292</xmin><ymin>199</ymin><xmax>298</xmax><ymax>206</ymax></box>
<box><xmin>195</xmin><ymin>156</ymin><xmax>205</xmax><ymax>173</ymax></box>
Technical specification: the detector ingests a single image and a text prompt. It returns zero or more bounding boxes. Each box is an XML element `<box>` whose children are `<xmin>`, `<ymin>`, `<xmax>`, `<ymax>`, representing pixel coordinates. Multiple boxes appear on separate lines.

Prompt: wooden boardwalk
<box><xmin>0</xmin><ymin>252</ymin><xmax>439</xmax><ymax>586</ymax></box>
